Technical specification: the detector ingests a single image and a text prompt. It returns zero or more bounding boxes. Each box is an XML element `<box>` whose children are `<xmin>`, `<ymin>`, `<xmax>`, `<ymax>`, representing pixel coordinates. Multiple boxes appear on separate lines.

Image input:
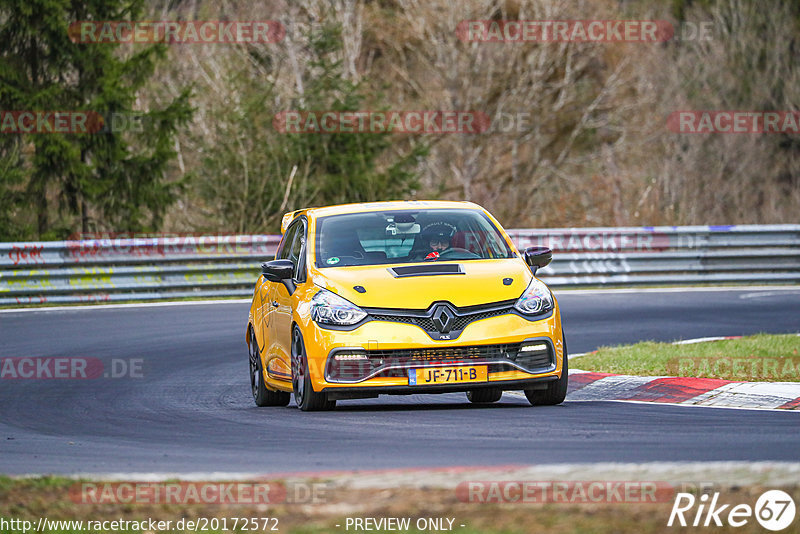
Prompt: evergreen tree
<box><xmin>0</xmin><ymin>0</ymin><xmax>192</xmax><ymax>239</ymax></box>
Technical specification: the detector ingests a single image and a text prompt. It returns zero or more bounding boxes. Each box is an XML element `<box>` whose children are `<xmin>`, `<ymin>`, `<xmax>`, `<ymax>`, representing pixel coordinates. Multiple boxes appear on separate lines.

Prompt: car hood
<box><xmin>311</xmin><ymin>259</ymin><xmax>532</xmax><ymax>309</ymax></box>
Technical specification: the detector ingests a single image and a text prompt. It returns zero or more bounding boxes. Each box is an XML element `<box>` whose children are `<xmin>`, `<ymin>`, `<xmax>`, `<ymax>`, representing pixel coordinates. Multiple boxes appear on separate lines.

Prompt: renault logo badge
<box><xmin>431</xmin><ymin>304</ymin><xmax>456</xmax><ymax>333</ymax></box>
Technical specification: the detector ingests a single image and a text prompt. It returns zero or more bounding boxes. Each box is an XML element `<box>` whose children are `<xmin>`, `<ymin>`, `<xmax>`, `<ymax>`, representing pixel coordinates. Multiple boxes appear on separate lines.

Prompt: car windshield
<box><xmin>314</xmin><ymin>209</ymin><xmax>515</xmax><ymax>268</ymax></box>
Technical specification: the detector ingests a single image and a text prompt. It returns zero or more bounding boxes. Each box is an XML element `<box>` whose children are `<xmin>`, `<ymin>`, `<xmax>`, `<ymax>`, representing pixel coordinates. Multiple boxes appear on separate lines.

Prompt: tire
<box><xmin>249</xmin><ymin>328</ymin><xmax>290</xmax><ymax>407</ymax></box>
<box><xmin>466</xmin><ymin>387</ymin><xmax>503</xmax><ymax>403</ymax></box>
<box><xmin>525</xmin><ymin>335</ymin><xmax>568</xmax><ymax>406</ymax></box>
<box><xmin>291</xmin><ymin>327</ymin><xmax>336</xmax><ymax>412</ymax></box>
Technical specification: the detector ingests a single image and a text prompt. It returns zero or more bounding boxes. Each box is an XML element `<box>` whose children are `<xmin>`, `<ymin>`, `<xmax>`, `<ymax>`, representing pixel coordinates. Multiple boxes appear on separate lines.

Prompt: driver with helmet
<box><xmin>414</xmin><ymin>222</ymin><xmax>456</xmax><ymax>261</ymax></box>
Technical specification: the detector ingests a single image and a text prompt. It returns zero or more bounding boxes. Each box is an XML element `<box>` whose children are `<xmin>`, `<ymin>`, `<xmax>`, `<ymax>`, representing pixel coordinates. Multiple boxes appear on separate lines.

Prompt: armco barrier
<box><xmin>0</xmin><ymin>225</ymin><xmax>798</xmax><ymax>306</ymax></box>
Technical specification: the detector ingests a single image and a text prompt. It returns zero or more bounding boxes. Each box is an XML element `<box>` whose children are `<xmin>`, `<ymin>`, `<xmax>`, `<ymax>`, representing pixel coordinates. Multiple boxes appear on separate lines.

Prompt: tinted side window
<box><xmin>279</xmin><ymin>219</ymin><xmax>307</xmax><ymax>281</ymax></box>
<box><xmin>277</xmin><ymin>223</ymin><xmax>300</xmax><ymax>261</ymax></box>
<box><xmin>289</xmin><ymin>230</ymin><xmax>303</xmax><ymax>266</ymax></box>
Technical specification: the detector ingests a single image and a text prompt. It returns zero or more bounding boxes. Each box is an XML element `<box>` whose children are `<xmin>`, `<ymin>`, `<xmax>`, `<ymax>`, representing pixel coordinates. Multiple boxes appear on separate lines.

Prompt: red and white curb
<box><xmin>566</xmin><ymin>335</ymin><xmax>800</xmax><ymax>410</ymax></box>
<box><xmin>566</xmin><ymin>370</ymin><xmax>800</xmax><ymax>410</ymax></box>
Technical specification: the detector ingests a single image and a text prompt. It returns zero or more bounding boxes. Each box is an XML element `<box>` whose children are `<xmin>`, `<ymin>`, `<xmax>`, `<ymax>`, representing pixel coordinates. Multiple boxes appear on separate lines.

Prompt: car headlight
<box><xmin>311</xmin><ymin>288</ymin><xmax>367</xmax><ymax>326</ymax></box>
<box><xmin>514</xmin><ymin>277</ymin><xmax>554</xmax><ymax>315</ymax></box>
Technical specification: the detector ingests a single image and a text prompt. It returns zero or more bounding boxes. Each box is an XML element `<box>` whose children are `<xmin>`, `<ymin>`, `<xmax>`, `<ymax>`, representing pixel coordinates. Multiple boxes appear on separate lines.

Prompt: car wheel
<box><xmin>525</xmin><ymin>335</ymin><xmax>568</xmax><ymax>406</ymax></box>
<box><xmin>249</xmin><ymin>328</ymin><xmax>290</xmax><ymax>407</ymax></box>
<box><xmin>291</xmin><ymin>327</ymin><xmax>336</xmax><ymax>412</ymax></box>
<box><xmin>466</xmin><ymin>387</ymin><xmax>503</xmax><ymax>403</ymax></box>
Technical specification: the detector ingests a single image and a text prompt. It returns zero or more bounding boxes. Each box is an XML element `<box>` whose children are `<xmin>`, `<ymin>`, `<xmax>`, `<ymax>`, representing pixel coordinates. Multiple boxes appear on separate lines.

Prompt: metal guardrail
<box><xmin>508</xmin><ymin>224</ymin><xmax>800</xmax><ymax>287</ymax></box>
<box><xmin>1</xmin><ymin>225</ymin><xmax>798</xmax><ymax>306</ymax></box>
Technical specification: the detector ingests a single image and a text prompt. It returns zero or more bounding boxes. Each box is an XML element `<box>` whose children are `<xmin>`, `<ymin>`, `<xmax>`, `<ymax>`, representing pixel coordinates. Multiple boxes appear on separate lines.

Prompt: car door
<box><xmin>253</xmin><ymin>271</ymin><xmax>271</xmax><ymax>350</ymax></box>
<box><xmin>267</xmin><ymin>219</ymin><xmax>306</xmax><ymax>370</ymax></box>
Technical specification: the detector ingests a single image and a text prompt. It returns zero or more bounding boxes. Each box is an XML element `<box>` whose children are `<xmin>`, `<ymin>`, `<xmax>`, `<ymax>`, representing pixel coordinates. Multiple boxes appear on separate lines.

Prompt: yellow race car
<box><xmin>246</xmin><ymin>201</ymin><xmax>566</xmax><ymax>411</ymax></box>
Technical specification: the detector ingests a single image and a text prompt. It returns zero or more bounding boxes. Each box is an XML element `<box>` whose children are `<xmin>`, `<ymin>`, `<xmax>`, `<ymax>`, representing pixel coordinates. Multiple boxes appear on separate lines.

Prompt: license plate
<box><xmin>408</xmin><ymin>366</ymin><xmax>487</xmax><ymax>385</ymax></box>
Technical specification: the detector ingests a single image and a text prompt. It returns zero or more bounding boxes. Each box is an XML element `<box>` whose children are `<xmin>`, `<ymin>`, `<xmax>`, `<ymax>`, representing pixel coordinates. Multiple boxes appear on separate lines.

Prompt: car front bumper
<box><xmin>321</xmin><ymin>375</ymin><xmax>558</xmax><ymax>400</ymax></box>
<box><xmin>302</xmin><ymin>307</ymin><xmax>565</xmax><ymax>395</ymax></box>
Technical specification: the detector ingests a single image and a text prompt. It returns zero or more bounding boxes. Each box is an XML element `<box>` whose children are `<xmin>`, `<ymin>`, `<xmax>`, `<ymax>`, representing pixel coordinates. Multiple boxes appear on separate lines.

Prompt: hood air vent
<box><xmin>388</xmin><ymin>264</ymin><xmax>464</xmax><ymax>278</ymax></box>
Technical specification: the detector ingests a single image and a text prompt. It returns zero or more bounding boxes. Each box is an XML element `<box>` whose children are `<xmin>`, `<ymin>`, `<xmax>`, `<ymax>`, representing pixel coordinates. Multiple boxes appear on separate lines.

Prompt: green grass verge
<box><xmin>574</xmin><ymin>333</ymin><xmax>800</xmax><ymax>381</ymax></box>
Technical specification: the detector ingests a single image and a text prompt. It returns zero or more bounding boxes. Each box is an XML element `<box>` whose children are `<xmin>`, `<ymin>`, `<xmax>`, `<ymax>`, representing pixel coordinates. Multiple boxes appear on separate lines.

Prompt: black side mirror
<box><xmin>523</xmin><ymin>246</ymin><xmax>553</xmax><ymax>274</ymax></box>
<box><xmin>261</xmin><ymin>259</ymin><xmax>294</xmax><ymax>282</ymax></box>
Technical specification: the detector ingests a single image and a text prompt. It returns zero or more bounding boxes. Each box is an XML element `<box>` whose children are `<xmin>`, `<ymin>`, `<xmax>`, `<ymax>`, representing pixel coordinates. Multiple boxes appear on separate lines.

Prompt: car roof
<box><xmin>280</xmin><ymin>200</ymin><xmax>487</xmax><ymax>233</ymax></box>
<box><xmin>307</xmin><ymin>200</ymin><xmax>482</xmax><ymax>218</ymax></box>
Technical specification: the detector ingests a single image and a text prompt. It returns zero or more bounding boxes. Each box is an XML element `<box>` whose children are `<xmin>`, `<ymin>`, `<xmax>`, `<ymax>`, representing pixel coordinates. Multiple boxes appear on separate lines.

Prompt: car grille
<box><xmin>369</xmin><ymin>314</ymin><xmax>416</xmax><ymax>324</ymax></box>
<box><xmin>326</xmin><ymin>341</ymin><xmax>555</xmax><ymax>382</ymax></box>
<box><xmin>366</xmin><ymin>300</ymin><xmax>516</xmax><ymax>339</ymax></box>
<box><xmin>368</xmin><ymin>343</ymin><xmax>519</xmax><ymax>361</ymax></box>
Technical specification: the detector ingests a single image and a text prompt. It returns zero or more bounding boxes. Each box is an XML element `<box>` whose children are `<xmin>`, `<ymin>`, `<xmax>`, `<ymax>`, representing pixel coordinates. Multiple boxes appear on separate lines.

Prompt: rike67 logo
<box><xmin>668</xmin><ymin>490</ymin><xmax>796</xmax><ymax>531</ymax></box>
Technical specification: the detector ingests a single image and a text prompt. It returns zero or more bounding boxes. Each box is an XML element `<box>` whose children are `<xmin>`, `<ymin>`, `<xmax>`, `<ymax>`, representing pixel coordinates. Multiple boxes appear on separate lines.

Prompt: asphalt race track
<box><xmin>1</xmin><ymin>288</ymin><xmax>798</xmax><ymax>475</ymax></box>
